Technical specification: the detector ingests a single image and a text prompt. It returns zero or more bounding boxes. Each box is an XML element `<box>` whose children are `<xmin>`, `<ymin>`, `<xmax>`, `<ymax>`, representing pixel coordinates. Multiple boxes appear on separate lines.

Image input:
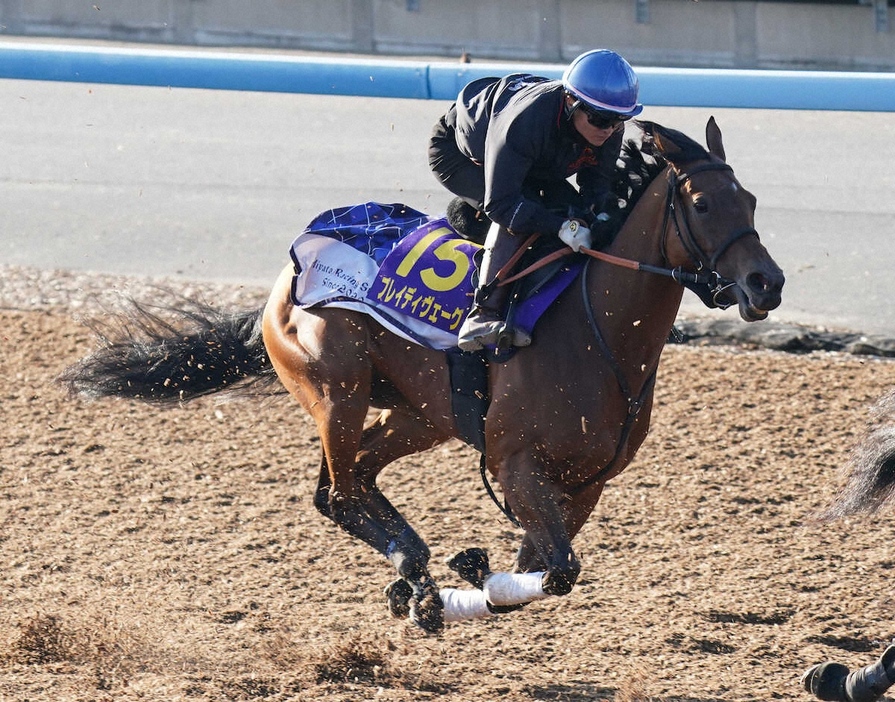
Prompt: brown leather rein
<box><xmin>499</xmin><ymin>242</ymin><xmax>652</xmax><ymax>286</ymax></box>
<box><xmin>497</xmin><ymin>223</ymin><xmax>725</xmax><ymax>290</ymax></box>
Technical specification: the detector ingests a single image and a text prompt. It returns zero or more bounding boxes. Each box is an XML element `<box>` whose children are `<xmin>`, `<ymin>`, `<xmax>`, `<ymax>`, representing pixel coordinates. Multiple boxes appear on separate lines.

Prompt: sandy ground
<box><xmin>2</xmin><ymin>266</ymin><xmax>895</xmax><ymax>702</ymax></box>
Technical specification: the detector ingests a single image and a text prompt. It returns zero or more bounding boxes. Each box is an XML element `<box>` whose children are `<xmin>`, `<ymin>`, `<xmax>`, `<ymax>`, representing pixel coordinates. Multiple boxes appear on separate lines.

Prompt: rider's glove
<box><xmin>589</xmin><ymin>211</ymin><xmax>614</xmax><ymax>250</ymax></box>
<box><xmin>558</xmin><ymin>219</ymin><xmax>592</xmax><ymax>252</ymax></box>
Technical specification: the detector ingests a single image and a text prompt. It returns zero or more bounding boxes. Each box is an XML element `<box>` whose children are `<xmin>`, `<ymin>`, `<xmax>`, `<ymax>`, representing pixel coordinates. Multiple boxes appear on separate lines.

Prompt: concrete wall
<box><xmin>0</xmin><ymin>0</ymin><xmax>892</xmax><ymax>72</ymax></box>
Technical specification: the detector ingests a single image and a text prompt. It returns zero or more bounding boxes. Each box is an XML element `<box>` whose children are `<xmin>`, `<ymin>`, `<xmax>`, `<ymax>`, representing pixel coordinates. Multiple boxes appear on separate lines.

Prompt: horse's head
<box><xmin>640</xmin><ymin>118</ymin><xmax>785</xmax><ymax>322</ymax></box>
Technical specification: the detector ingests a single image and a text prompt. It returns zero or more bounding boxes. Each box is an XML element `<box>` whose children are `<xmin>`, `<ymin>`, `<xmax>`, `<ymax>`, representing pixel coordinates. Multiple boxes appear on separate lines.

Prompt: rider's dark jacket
<box><xmin>446</xmin><ymin>73</ymin><xmax>624</xmax><ymax>235</ymax></box>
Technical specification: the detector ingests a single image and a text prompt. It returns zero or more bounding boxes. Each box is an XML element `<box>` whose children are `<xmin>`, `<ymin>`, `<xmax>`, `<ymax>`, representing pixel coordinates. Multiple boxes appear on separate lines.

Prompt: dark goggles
<box><xmin>579</xmin><ymin>105</ymin><xmax>631</xmax><ymax>130</ymax></box>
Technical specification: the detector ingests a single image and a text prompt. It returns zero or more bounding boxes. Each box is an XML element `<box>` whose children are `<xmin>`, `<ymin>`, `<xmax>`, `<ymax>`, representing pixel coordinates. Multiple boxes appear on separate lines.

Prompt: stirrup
<box><xmin>494</xmin><ymin>324</ymin><xmax>514</xmax><ymax>352</ymax></box>
<box><xmin>458</xmin><ymin>321</ymin><xmax>531</xmax><ymax>352</ymax></box>
<box><xmin>494</xmin><ymin>325</ymin><xmax>532</xmax><ymax>352</ymax></box>
<box><xmin>513</xmin><ymin>328</ymin><xmax>532</xmax><ymax>347</ymax></box>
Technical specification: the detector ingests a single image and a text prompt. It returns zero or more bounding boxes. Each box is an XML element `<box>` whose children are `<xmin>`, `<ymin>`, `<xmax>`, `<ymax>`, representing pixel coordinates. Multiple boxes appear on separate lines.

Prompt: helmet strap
<box><xmin>563</xmin><ymin>92</ymin><xmax>580</xmax><ymax>121</ymax></box>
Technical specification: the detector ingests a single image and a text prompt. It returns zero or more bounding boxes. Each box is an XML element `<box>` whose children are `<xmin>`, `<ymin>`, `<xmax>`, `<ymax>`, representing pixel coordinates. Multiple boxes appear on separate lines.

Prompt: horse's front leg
<box><xmin>490</xmin><ymin>456</ymin><xmax>593</xmax><ymax>597</ymax></box>
<box><xmin>440</xmin><ymin>464</ymin><xmax>605</xmax><ymax>623</ymax></box>
<box><xmin>513</xmin><ymin>479</ymin><xmax>607</xmax><ymax>585</ymax></box>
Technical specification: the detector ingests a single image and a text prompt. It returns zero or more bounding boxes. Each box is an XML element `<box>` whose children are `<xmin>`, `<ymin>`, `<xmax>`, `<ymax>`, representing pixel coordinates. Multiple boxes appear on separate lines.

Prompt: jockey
<box><xmin>428</xmin><ymin>48</ymin><xmax>643</xmax><ymax>351</ymax></box>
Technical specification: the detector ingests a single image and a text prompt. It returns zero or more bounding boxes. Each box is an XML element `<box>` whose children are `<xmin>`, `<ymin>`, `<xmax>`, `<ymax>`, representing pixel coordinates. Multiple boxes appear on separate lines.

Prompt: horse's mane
<box><xmin>605</xmin><ymin>120</ymin><xmax>712</xmax><ymax>236</ymax></box>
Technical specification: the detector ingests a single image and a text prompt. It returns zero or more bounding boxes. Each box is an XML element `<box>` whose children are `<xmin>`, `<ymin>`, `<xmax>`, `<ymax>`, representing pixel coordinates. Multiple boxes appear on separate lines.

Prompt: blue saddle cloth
<box><xmin>299</xmin><ymin>202</ymin><xmax>431</xmax><ymax>265</ymax></box>
<box><xmin>290</xmin><ymin>202</ymin><xmax>580</xmax><ymax>351</ymax></box>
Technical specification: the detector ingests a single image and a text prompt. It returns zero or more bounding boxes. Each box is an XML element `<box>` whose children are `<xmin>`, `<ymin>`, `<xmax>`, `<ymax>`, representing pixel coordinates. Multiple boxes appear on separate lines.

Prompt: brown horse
<box><xmin>62</xmin><ymin>118</ymin><xmax>784</xmax><ymax>634</ymax></box>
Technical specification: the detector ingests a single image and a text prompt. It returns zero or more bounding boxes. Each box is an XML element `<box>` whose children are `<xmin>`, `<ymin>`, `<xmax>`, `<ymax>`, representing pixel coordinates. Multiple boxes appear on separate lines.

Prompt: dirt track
<box><xmin>2</xmin><ymin>269</ymin><xmax>895</xmax><ymax>702</ymax></box>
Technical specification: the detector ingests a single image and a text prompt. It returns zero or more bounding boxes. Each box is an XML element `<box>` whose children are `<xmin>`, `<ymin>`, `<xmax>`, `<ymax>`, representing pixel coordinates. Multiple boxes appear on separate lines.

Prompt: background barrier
<box><xmin>2</xmin><ymin>41</ymin><xmax>894</xmax><ymax>112</ymax></box>
<box><xmin>0</xmin><ymin>0</ymin><xmax>892</xmax><ymax>72</ymax></box>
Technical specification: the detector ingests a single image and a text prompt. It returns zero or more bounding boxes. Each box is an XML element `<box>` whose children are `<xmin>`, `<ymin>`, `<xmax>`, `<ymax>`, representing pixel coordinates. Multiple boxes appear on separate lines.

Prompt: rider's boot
<box><xmin>457</xmin><ymin>224</ymin><xmax>528</xmax><ymax>352</ymax></box>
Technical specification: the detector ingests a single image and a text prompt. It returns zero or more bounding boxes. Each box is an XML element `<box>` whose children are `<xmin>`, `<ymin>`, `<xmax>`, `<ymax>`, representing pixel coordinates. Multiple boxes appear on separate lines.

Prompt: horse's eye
<box><xmin>693</xmin><ymin>199</ymin><xmax>709</xmax><ymax>214</ymax></box>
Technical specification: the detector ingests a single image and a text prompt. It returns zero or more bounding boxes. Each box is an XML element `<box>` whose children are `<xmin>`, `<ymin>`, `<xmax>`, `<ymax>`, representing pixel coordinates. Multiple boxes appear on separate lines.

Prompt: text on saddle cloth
<box><xmin>289</xmin><ymin>202</ymin><xmax>580</xmax><ymax>351</ymax></box>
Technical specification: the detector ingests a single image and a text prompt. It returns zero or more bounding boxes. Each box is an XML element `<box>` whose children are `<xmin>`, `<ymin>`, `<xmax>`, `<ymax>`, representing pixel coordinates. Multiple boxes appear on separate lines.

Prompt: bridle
<box><xmin>499</xmin><ymin>160</ymin><xmax>761</xmax><ymax>309</ymax></box>
<box><xmin>659</xmin><ymin>160</ymin><xmax>761</xmax><ymax>305</ymax></box>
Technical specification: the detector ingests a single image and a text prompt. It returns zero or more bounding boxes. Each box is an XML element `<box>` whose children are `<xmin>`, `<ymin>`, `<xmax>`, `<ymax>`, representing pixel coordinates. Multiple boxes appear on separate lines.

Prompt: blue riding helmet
<box><xmin>562</xmin><ymin>49</ymin><xmax>643</xmax><ymax>117</ymax></box>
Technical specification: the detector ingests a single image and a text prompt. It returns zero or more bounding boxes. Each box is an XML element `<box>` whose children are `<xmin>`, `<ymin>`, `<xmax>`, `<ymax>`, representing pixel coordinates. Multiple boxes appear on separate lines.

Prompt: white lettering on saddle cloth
<box><xmin>289</xmin><ymin>219</ymin><xmax>480</xmax><ymax>350</ymax></box>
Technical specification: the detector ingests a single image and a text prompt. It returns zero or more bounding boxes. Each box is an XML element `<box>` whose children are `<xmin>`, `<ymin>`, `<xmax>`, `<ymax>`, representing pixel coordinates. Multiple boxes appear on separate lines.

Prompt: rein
<box><xmin>499</xmin><ymin>161</ymin><xmax>759</xmax><ymax>293</ymax></box>
<box><xmin>564</xmin><ymin>257</ymin><xmax>657</xmax><ymax>496</ymax></box>
<box><xmin>501</xmin><ymin>239</ymin><xmax>720</xmax><ymax>288</ymax></box>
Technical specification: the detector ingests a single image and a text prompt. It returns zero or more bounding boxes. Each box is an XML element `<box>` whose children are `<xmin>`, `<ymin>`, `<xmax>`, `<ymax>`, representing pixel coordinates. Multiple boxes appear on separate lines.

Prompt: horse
<box><xmin>61</xmin><ymin>117</ymin><xmax>785</xmax><ymax>634</ymax></box>
<box><xmin>800</xmin><ymin>390</ymin><xmax>895</xmax><ymax>702</ymax></box>
<box><xmin>816</xmin><ymin>388</ymin><xmax>895</xmax><ymax>521</ymax></box>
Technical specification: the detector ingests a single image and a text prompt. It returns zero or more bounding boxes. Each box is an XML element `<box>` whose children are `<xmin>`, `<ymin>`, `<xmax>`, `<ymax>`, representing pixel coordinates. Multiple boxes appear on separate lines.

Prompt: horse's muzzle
<box><xmin>734</xmin><ymin>268</ymin><xmax>785</xmax><ymax>322</ymax></box>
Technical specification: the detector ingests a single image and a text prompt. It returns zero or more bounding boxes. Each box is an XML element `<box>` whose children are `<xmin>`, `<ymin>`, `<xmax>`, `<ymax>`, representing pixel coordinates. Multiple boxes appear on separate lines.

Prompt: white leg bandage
<box><xmin>439</xmin><ymin>587</ymin><xmax>494</xmax><ymax>622</ymax></box>
<box><xmin>483</xmin><ymin>571</ymin><xmax>547</xmax><ymax>606</ymax></box>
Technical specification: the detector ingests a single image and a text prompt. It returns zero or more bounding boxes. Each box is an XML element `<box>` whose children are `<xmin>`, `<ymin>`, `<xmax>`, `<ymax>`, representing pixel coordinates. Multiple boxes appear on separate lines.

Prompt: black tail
<box><xmin>820</xmin><ymin>390</ymin><xmax>895</xmax><ymax>520</ymax></box>
<box><xmin>60</xmin><ymin>297</ymin><xmax>278</xmax><ymax>404</ymax></box>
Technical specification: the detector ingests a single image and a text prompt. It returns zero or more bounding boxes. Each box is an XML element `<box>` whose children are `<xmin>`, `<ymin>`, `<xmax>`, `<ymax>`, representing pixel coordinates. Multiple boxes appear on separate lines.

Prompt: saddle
<box><xmin>289</xmin><ymin>200</ymin><xmax>585</xmax><ymax>452</ymax></box>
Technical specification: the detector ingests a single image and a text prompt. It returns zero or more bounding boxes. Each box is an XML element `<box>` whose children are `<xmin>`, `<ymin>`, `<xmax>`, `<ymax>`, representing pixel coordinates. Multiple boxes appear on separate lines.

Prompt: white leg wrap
<box><xmin>439</xmin><ymin>587</ymin><xmax>494</xmax><ymax>622</ymax></box>
<box><xmin>483</xmin><ymin>571</ymin><xmax>547</xmax><ymax>606</ymax></box>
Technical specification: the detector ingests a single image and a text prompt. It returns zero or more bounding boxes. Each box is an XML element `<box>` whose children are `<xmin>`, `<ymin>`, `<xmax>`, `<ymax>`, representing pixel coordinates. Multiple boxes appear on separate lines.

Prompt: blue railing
<box><xmin>1</xmin><ymin>41</ymin><xmax>893</xmax><ymax>111</ymax></box>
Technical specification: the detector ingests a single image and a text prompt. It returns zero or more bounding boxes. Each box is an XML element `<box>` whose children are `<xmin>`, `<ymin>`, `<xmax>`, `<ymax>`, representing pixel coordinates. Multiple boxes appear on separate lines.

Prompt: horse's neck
<box><xmin>612</xmin><ymin>166</ymin><xmax>675</xmax><ymax>267</ymax></box>
<box><xmin>588</xmin><ymin>166</ymin><xmax>684</xmax><ymax>373</ymax></box>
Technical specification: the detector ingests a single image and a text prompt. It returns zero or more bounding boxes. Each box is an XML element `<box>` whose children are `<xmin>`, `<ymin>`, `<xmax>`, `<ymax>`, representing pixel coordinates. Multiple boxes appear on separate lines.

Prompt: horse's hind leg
<box><xmin>307</xmin><ymin>405</ymin><xmax>449</xmax><ymax>628</ymax></box>
<box><xmin>310</xmin><ymin>406</ymin><xmax>447</xmax><ymax>561</ymax></box>
<box><xmin>264</xmin><ymin>287</ymin><xmax>451</xmax><ymax>630</ymax></box>
<box><xmin>293</xmin><ymin>370</ymin><xmax>450</xmax><ymax>630</ymax></box>
<box><xmin>357</xmin><ymin>409</ymin><xmax>449</xmax><ymax>541</ymax></box>
<box><xmin>353</xmin><ymin>407</ymin><xmax>452</xmax><ymax>622</ymax></box>
<box><xmin>311</xmin><ymin>438</ymin><xmax>428</xmax><ymax>560</ymax></box>
<box><xmin>312</xmin><ymin>441</ymin><xmax>430</xmax><ymax>622</ymax></box>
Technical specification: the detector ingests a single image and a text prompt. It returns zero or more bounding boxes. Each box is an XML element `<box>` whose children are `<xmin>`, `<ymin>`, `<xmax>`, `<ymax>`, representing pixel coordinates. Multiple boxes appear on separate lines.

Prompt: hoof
<box><xmin>802</xmin><ymin>662</ymin><xmax>849</xmax><ymax>701</ymax></box>
<box><xmin>384</xmin><ymin>578</ymin><xmax>413</xmax><ymax>619</ymax></box>
<box><xmin>487</xmin><ymin>601</ymin><xmax>529</xmax><ymax>615</ymax></box>
<box><xmin>409</xmin><ymin>578</ymin><xmax>444</xmax><ymax>634</ymax></box>
<box><xmin>542</xmin><ymin>563</ymin><xmax>580</xmax><ymax>596</ymax></box>
<box><xmin>447</xmin><ymin>548</ymin><xmax>491</xmax><ymax>589</ymax></box>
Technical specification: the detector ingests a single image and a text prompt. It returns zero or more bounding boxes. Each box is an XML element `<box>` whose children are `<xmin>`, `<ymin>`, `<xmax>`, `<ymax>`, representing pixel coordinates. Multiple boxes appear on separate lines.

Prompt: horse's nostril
<box><xmin>746</xmin><ymin>272</ymin><xmax>772</xmax><ymax>294</ymax></box>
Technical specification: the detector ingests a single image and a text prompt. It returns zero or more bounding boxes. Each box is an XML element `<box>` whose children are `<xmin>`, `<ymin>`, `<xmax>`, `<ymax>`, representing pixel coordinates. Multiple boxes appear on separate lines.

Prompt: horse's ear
<box><xmin>706</xmin><ymin>116</ymin><xmax>726</xmax><ymax>162</ymax></box>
